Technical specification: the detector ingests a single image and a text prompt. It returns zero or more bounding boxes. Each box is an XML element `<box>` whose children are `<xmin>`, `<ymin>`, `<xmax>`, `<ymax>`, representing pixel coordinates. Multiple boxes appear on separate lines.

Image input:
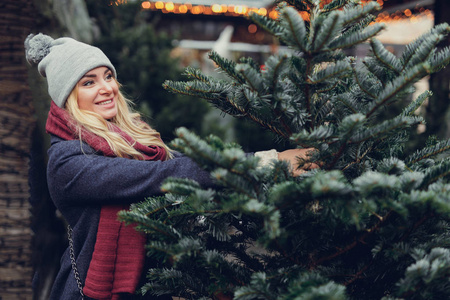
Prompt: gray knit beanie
<box><xmin>24</xmin><ymin>33</ymin><xmax>117</xmax><ymax>108</ymax></box>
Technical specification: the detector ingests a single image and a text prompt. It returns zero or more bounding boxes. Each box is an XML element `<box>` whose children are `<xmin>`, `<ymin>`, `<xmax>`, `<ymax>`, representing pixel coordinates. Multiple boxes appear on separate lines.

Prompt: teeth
<box><xmin>98</xmin><ymin>100</ymin><xmax>112</xmax><ymax>105</ymax></box>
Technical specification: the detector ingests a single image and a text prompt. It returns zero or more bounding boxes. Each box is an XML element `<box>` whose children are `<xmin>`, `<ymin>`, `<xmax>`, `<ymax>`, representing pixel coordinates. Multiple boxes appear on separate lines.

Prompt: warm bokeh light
<box><xmin>375</xmin><ymin>8</ymin><xmax>433</xmax><ymax>24</ymax></box>
<box><xmin>110</xmin><ymin>0</ymin><xmax>127</xmax><ymax>5</ymax></box>
<box><xmin>300</xmin><ymin>11</ymin><xmax>310</xmax><ymax>22</ymax></box>
<box><xmin>129</xmin><ymin>1</ymin><xmax>434</xmax><ymax>24</ymax></box>
<box><xmin>234</xmin><ymin>6</ymin><xmax>247</xmax><ymax>15</ymax></box>
<box><xmin>204</xmin><ymin>6</ymin><xmax>212</xmax><ymax>15</ymax></box>
<box><xmin>165</xmin><ymin>2</ymin><xmax>174</xmax><ymax>11</ymax></box>
<box><xmin>211</xmin><ymin>4</ymin><xmax>222</xmax><ymax>13</ymax></box>
<box><xmin>179</xmin><ymin>4</ymin><xmax>188</xmax><ymax>13</ymax></box>
<box><xmin>191</xmin><ymin>5</ymin><xmax>203</xmax><ymax>15</ymax></box>
<box><xmin>269</xmin><ymin>10</ymin><xmax>278</xmax><ymax>20</ymax></box>
<box><xmin>248</xmin><ymin>24</ymin><xmax>257</xmax><ymax>34</ymax></box>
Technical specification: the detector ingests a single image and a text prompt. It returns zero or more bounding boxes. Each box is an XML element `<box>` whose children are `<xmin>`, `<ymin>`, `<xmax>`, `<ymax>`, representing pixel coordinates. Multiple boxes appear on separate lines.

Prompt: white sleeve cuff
<box><xmin>254</xmin><ymin>149</ymin><xmax>278</xmax><ymax>168</ymax></box>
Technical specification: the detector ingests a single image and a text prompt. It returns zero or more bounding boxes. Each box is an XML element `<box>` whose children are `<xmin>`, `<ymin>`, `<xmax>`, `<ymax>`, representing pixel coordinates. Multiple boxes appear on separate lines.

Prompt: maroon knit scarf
<box><xmin>46</xmin><ymin>101</ymin><xmax>166</xmax><ymax>299</ymax></box>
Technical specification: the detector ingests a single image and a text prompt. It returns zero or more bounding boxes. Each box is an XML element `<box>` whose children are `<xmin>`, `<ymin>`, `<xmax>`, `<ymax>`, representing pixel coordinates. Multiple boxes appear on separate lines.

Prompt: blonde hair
<box><xmin>65</xmin><ymin>83</ymin><xmax>172</xmax><ymax>160</ymax></box>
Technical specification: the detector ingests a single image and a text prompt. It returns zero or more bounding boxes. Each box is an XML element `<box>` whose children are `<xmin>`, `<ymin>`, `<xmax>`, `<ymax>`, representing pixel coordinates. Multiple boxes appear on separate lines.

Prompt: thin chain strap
<box><xmin>67</xmin><ymin>225</ymin><xmax>85</xmax><ymax>299</ymax></box>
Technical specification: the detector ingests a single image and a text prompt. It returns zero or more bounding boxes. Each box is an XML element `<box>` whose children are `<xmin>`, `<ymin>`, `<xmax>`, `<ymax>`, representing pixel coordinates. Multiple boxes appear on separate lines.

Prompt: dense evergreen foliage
<box><xmin>120</xmin><ymin>1</ymin><xmax>450</xmax><ymax>299</ymax></box>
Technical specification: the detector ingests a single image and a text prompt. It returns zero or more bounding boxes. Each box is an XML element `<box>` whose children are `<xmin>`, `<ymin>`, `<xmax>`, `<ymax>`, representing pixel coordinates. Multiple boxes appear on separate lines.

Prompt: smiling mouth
<box><xmin>97</xmin><ymin>99</ymin><xmax>113</xmax><ymax>105</ymax></box>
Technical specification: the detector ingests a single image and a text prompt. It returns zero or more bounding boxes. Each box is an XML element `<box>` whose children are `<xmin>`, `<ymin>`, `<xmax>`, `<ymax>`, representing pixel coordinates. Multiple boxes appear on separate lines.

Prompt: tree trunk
<box><xmin>0</xmin><ymin>1</ymin><xmax>37</xmax><ymax>299</ymax></box>
<box><xmin>427</xmin><ymin>0</ymin><xmax>450</xmax><ymax>138</ymax></box>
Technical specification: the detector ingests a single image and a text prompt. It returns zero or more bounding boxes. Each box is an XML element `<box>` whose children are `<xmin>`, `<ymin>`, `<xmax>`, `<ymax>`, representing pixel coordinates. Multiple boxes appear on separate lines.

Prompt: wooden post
<box><xmin>0</xmin><ymin>0</ymin><xmax>37</xmax><ymax>299</ymax></box>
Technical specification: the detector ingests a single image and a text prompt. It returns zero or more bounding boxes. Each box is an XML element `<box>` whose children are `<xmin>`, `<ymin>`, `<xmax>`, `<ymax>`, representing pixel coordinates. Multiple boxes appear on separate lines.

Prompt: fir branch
<box><xmin>309</xmin><ymin>60</ymin><xmax>351</xmax><ymax>84</ymax></box>
<box><xmin>315</xmin><ymin>80</ymin><xmax>339</xmax><ymax>94</ymax></box>
<box><xmin>234</xmin><ymin>272</ymin><xmax>277</xmax><ymax>300</ymax></box>
<box><xmin>273</xmin><ymin>108</ymin><xmax>294</xmax><ymax>138</ymax></box>
<box><xmin>351</xmin><ymin>115</ymin><xmax>422</xmax><ymax>144</ymax></box>
<box><xmin>239</xmin><ymin>56</ymin><xmax>261</xmax><ymax>72</ymax></box>
<box><xmin>404</xmin><ymin>33</ymin><xmax>445</xmax><ymax>70</ymax></box>
<box><xmin>145</xmin><ymin>240</ymin><xmax>177</xmax><ymax>258</ymax></box>
<box><xmin>328</xmin><ymin>143</ymin><xmax>348</xmax><ymax>170</ymax></box>
<box><xmin>370</xmin><ymin>38</ymin><xmax>402</xmax><ymax>74</ymax></box>
<box><xmin>362</xmin><ymin>57</ymin><xmax>388</xmax><ymax>88</ymax></box>
<box><xmin>236</xmin><ymin>64</ymin><xmax>265</xmax><ymax>95</ymax></box>
<box><xmin>419</xmin><ymin>158</ymin><xmax>450</xmax><ymax>188</ymax></box>
<box><xmin>342</xmin><ymin>259</ymin><xmax>374</xmax><ymax>286</ymax></box>
<box><xmin>406</xmin><ymin>139</ymin><xmax>450</xmax><ymax>165</ymax></box>
<box><xmin>309</xmin><ymin>211</ymin><xmax>394</xmax><ymax>268</ymax></box>
<box><xmin>246</xmin><ymin>112</ymin><xmax>291</xmax><ymax>139</ymax></box>
<box><xmin>395</xmin><ymin>247</ymin><xmax>450</xmax><ymax>299</ymax></box>
<box><xmin>342</xmin><ymin>14</ymin><xmax>375</xmax><ymax>36</ymax></box>
<box><xmin>326</xmin><ymin>114</ymin><xmax>367</xmax><ymax>169</ymax></box>
<box><xmin>160</xmin><ymin>177</ymin><xmax>203</xmax><ymax>195</ymax></box>
<box><xmin>208</xmin><ymin>51</ymin><xmax>246</xmax><ymax>84</ymax></box>
<box><xmin>342</xmin><ymin>143</ymin><xmax>374</xmax><ymax>171</ymax></box>
<box><xmin>322</xmin><ymin>0</ymin><xmax>348</xmax><ymax>13</ymax></box>
<box><xmin>145</xmin><ymin>202</ymin><xmax>174</xmax><ymax>217</ymax></box>
<box><xmin>249</xmin><ymin>13</ymin><xmax>285</xmax><ymax>37</ymax></box>
<box><xmin>277</xmin><ymin>0</ymin><xmax>309</xmax><ymax>11</ymax></box>
<box><xmin>351</xmin><ymin>64</ymin><xmax>377</xmax><ymax>99</ymax></box>
<box><xmin>335</xmin><ymin>94</ymin><xmax>359</xmax><ymax>114</ymax></box>
<box><xmin>119</xmin><ymin>210</ymin><xmax>182</xmax><ymax>239</ymax></box>
<box><xmin>262</xmin><ymin>54</ymin><xmax>290</xmax><ymax>93</ymax></box>
<box><xmin>240</xmin><ymin>89</ymin><xmax>293</xmax><ymax>138</ymax></box>
<box><xmin>398</xmin><ymin>212</ymin><xmax>435</xmax><ymax>243</ymax></box>
<box><xmin>291</xmin><ymin>125</ymin><xmax>336</xmax><ymax>145</ymax></box>
<box><xmin>279</xmin><ymin>6</ymin><xmax>309</xmax><ymax>53</ymax></box>
<box><xmin>304</xmin><ymin>57</ymin><xmax>314</xmax><ymax>129</ymax></box>
<box><xmin>401</xmin><ymin>23</ymin><xmax>450</xmax><ymax>68</ymax></box>
<box><xmin>340</xmin><ymin>1</ymin><xmax>380</xmax><ymax>26</ymax></box>
<box><xmin>401</xmin><ymin>90</ymin><xmax>432</xmax><ymax>117</ymax></box>
<box><xmin>339</xmin><ymin>113</ymin><xmax>367</xmax><ymax>139</ymax></box>
<box><xmin>312</xmin><ymin>11</ymin><xmax>342</xmax><ymax>52</ymax></box>
<box><xmin>312</xmin><ymin>97</ymin><xmax>333</xmax><ymax>126</ymax></box>
<box><xmin>366</xmin><ymin>64</ymin><xmax>429</xmax><ymax>118</ymax></box>
<box><xmin>183</xmin><ymin>66</ymin><xmax>212</xmax><ymax>83</ymax></box>
<box><xmin>143</xmin><ymin>268</ymin><xmax>208</xmax><ymax>298</ymax></box>
<box><xmin>163</xmin><ymin>80</ymin><xmax>227</xmax><ymax>102</ymax></box>
<box><xmin>328</xmin><ymin>23</ymin><xmax>385</xmax><ymax>51</ymax></box>
<box><xmin>173</xmin><ymin>128</ymin><xmax>265</xmax><ymax>195</ymax></box>
<box><xmin>213</xmin><ymin>169</ymin><xmax>257</xmax><ymax>199</ymax></box>
<box><xmin>428</xmin><ymin>45</ymin><xmax>450</xmax><ymax>73</ymax></box>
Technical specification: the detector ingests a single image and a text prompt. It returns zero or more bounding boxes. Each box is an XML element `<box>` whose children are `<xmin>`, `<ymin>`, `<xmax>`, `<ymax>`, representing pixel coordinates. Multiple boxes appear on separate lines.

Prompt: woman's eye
<box><xmin>82</xmin><ymin>80</ymin><xmax>94</xmax><ymax>86</ymax></box>
<box><xmin>106</xmin><ymin>73</ymin><xmax>113</xmax><ymax>80</ymax></box>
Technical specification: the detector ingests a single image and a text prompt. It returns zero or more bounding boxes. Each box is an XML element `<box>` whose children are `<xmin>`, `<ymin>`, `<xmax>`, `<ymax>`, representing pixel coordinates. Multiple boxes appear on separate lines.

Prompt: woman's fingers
<box><xmin>278</xmin><ymin>148</ymin><xmax>320</xmax><ymax>177</ymax></box>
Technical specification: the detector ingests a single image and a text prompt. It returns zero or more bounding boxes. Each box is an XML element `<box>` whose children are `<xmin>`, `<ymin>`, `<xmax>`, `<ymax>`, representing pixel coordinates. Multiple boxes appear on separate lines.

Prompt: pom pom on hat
<box><xmin>24</xmin><ymin>33</ymin><xmax>116</xmax><ymax>108</ymax></box>
<box><xmin>24</xmin><ymin>33</ymin><xmax>54</xmax><ymax>65</ymax></box>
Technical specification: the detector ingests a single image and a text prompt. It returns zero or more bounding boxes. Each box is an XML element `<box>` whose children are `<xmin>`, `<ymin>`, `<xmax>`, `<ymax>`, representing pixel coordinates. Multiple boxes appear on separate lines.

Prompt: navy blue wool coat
<box><xmin>46</xmin><ymin>135</ymin><xmax>214</xmax><ymax>299</ymax></box>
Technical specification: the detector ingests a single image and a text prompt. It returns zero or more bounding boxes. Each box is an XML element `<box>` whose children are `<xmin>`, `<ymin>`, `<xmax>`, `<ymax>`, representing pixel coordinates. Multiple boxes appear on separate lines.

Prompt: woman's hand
<box><xmin>278</xmin><ymin>148</ymin><xmax>319</xmax><ymax>176</ymax></box>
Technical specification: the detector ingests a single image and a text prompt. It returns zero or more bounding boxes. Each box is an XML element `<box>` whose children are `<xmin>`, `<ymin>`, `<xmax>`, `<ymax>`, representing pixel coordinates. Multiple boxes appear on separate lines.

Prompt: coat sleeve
<box><xmin>47</xmin><ymin>137</ymin><xmax>215</xmax><ymax>209</ymax></box>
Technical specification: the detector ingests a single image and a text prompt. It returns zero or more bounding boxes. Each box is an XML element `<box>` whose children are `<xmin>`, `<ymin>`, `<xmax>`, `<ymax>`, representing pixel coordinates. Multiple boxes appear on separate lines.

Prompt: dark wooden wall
<box><xmin>0</xmin><ymin>1</ymin><xmax>37</xmax><ymax>299</ymax></box>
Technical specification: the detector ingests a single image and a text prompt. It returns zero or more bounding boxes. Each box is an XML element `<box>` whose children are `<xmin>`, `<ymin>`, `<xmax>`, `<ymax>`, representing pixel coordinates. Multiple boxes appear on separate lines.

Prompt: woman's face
<box><xmin>77</xmin><ymin>67</ymin><xmax>118</xmax><ymax>120</ymax></box>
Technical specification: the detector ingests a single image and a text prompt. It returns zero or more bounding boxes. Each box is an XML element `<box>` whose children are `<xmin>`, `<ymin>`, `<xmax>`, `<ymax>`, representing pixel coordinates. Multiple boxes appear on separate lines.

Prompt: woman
<box><xmin>25</xmin><ymin>33</ymin><xmax>316</xmax><ymax>300</ymax></box>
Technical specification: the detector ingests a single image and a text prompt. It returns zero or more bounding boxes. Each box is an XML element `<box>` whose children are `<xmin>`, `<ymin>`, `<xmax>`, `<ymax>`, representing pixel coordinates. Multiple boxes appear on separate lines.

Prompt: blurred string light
<box><xmin>110</xmin><ymin>0</ymin><xmax>128</xmax><ymax>5</ymax></box>
<box><xmin>375</xmin><ymin>6</ymin><xmax>434</xmax><ymax>23</ymax></box>
<box><xmin>139</xmin><ymin>1</ymin><xmax>275</xmax><ymax>17</ymax></box>
<box><xmin>110</xmin><ymin>1</ymin><xmax>434</xmax><ymax>23</ymax></box>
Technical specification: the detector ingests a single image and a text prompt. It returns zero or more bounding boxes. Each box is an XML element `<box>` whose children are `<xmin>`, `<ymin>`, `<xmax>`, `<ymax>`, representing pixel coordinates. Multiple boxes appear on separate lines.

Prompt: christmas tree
<box><xmin>119</xmin><ymin>1</ymin><xmax>450</xmax><ymax>299</ymax></box>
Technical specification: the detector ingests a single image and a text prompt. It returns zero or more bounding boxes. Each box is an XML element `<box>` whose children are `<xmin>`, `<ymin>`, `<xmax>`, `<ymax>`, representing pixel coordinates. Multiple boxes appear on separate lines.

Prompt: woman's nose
<box><xmin>99</xmin><ymin>81</ymin><xmax>113</xmax><ymax>93</ymax></box>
